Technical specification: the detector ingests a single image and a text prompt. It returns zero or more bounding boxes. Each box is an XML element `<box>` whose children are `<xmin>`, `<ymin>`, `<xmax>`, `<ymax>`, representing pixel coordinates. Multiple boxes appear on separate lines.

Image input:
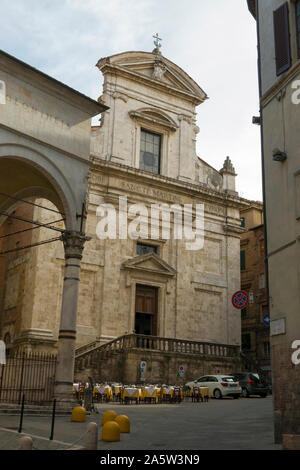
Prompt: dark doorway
<box><xmin>135</xmin><ymin>285</ymin><xmax>158</xmax><ymax>336</ymax></box>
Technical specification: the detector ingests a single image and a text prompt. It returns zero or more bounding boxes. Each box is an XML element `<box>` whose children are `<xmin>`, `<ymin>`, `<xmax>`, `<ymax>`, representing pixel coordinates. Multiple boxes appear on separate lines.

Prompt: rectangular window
<box><xmin>140</xmin><ymin>129</ymin><xmax>161</xmax><ymax>174</ymax></box>
<box><xmin>240</xmin><ymin>250</ymin><xmax>246</xmax><ymax>271</ymax></box>
<box><xmin>296</xmin><ymin>0</ymin><xmax>300</xmax><ymax>58</ymax></box>
<box><xmin>241</xmin><ymin>217</ymin><xmax>245</xmax><ymax>228</ymax></box>
<box><xmin>242</xmin><ymin>333</ymin><xmax>251</xmax><ymax>351</ymax></box>
<box><xmin>263</xmin><ymin>342</ymin><xmax>270</xmax><ymax>358</ymax></box>
<box><xmin>136</xmin><ymin>243</ymin><xmax>158</xmax><ymax>256</ymax></box>
<box><xmin>273</xmin><ymin>2</ymin><xmax>291</xmax><ymax>75</ymax></box>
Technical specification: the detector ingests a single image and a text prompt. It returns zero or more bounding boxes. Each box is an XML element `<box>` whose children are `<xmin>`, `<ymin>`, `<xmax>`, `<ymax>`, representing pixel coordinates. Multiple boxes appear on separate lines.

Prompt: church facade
<box><xmin>0</xmin><ymin>47</ymin><xmax>247</xmax><ymax>365</ymax></box>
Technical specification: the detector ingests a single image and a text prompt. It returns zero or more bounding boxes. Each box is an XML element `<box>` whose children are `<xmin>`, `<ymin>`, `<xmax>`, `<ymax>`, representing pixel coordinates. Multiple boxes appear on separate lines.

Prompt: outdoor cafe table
<box><xmin>93</xmin><ymin>385</ymin><xmax>113</xmax><ymax>401</ymax></box>
<box><xmin>121</xmin><ymin>387</ymin><xmax>142</xmax><ymax>403</ymax></box>
<box><xmin>141</xmin><ymin>386</ymin><xmax>161</xmax><ymax>403</ymax></box>
<box><xmin>161</xmin><ymin>386</ymin><xmax>174</xmax><ymax>398</ymax></box>
<box><xmin>191</xmin><ymin>386</ymin><xmax>210</xmax><ymax>400</ymax></box>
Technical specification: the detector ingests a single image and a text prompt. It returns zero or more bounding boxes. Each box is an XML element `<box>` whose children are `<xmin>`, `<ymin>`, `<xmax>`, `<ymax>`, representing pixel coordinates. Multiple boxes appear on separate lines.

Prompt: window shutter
<box><xmin>273</xmin><ymin>2</ymin><xmax>291</xmax><ymax>76</ymax></box>
<box><xmin>240</xmin><ymin>251</ymin><xmax>246</xmax><ymax>271</ymax></box>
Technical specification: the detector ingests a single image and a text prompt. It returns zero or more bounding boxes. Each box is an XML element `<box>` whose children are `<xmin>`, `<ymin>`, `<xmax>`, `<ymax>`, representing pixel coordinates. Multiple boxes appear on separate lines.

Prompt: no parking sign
<box><xmin>232</xmin><ymin>291</ymin><xmax>249</xmax><ymax>310</ymax></box>
<box><xmin>178</xmin><ymin>365</ymin><xmax>185</xmax><ymax>377</ymax></box>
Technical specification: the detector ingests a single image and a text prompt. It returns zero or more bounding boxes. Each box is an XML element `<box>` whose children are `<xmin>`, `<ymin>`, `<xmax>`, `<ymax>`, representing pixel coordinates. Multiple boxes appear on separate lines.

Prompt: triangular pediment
<box><xmin>122</xmin><ymin>252</ymin><xmax>176</xmax><ymax>277</ymax></box>
<box><xmin>97</xmin><ymin>51</ymin><xmax>207</xmax><ymax>104</ymax></box>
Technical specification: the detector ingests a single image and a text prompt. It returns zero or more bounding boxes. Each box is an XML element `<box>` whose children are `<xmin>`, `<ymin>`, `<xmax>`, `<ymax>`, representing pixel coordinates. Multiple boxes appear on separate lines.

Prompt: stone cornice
<box><xmin>223</xmin><ymin>224</ymin><xmax>245</xmax><ymax>238</ymax></box>
<box><xmin>129</xmin><ymin>109</ymin><xmax>178</xmax><ymax>132</ymax></box>
<box><xmin>89</xmin><ymin>156</ymin><xmax>249</xmax><ymax>211</ymax></box>
<box><xmin>240</xmin><ymin>199</ymin><xmax>264</xmax><ymax>212</ymax></box>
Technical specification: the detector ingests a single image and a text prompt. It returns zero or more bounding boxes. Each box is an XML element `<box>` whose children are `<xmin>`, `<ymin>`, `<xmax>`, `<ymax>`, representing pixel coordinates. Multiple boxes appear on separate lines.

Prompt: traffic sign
<box><xmin>263</xmin><ymin>314</ymin><xmax>270</xmax><ymax>326</ymax></box>
<box><xmin>178</xmin><ymin>365</ymin><xmax>184</xmax><ymax>377</ymax></box>
<box><xmin>232</xmin><ymin>291</ymin><xmax>249</xmax><ymax>309</ymax></box>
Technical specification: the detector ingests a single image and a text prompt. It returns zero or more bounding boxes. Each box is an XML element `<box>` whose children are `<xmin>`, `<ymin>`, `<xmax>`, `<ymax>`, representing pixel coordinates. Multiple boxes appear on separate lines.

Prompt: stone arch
<box><xmin>0</xmin><ymin>143</ymin><xmax>78</xmax><ymax>231</ymax></box>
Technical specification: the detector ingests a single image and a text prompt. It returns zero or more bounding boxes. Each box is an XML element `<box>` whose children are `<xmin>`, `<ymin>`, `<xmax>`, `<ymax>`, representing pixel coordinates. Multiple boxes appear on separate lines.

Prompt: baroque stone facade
<box><xmin>0</xmin><ymin>49</ymin><xmax>247</xmax><ymax>362</ymax></box>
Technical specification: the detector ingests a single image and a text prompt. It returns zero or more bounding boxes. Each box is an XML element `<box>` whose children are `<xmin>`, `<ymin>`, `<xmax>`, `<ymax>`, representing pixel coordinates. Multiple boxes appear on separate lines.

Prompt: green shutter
<box><xmin>273</xmin><ymin>2</ymin><xmax>291</xmax><ymax>75</ymax></box>
<box><xmin>240</xmin><ymin>251</ymin><xmax>246</xmax><ymax>270</ymax></box>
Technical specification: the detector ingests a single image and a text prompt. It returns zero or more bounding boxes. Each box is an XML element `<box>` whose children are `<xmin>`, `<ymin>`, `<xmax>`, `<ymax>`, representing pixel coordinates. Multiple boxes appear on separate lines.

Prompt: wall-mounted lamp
<box><xmin>252</xmin><ymin>116</ymin><xmax>261</xmax><ymax>125</ymax></box>
<box><xmin>272</xmin><ymin>148</ymin><xmax>287</xmax><ymax>162</ymax></box>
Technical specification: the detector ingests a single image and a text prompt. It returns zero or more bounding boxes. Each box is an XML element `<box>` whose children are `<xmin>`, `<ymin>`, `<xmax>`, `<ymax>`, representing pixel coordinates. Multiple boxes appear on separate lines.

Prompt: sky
<box><xmin>0</xmin><ymin>0</ymin><xmax>262</xmax><ymax>201</ymax></box>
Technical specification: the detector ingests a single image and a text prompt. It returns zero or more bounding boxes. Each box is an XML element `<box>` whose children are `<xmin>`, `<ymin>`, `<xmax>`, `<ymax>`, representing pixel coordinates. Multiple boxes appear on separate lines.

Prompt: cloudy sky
<box><xmin>1</xmin><ymin>0</ymin><xmax>262</xmax><ymax>201</ymax></box>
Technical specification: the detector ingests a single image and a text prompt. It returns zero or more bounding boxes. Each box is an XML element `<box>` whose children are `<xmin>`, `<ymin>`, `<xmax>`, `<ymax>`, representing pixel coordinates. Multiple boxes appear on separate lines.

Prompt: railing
<box><xmin>0</xmin><ymin>351</ymin><xmax>57</xmax><ymax>405</ymax></box>
<box><xmin>75</xmin><ymin>339</ymin><xmax>102</xmax><ymax>356</ymax></box>
<box><xmin>75</xmin><ymin>334</ymin><xmax>240</xmax><ymax>367</ymax></box>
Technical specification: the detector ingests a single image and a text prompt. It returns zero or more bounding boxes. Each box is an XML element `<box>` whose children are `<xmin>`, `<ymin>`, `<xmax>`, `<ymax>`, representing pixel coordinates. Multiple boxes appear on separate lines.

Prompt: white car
<box><xmin>185</xmin><ymin>374</ymin><xmax>242</xmax><ymax>399</ymax></box>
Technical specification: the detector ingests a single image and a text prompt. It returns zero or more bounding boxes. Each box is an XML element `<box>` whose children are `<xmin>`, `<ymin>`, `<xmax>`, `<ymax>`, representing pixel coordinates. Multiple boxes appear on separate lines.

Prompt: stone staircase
<box><xmin>74</xmin><ymin>334</ymin><xmax>241</xmax><ymax>384</ymax></box>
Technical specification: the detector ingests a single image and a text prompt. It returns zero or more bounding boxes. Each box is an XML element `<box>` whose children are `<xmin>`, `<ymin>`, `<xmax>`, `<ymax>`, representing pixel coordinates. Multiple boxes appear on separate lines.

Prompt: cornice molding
<box><xmin>90</xmin><ymin>156</ymin><xmax>249</xmax><ymax>210</ymax></box>
<box><xmin>223</xmin><ymin>224</ymin><xmax>245</xmax><ymax>238</ymax></box>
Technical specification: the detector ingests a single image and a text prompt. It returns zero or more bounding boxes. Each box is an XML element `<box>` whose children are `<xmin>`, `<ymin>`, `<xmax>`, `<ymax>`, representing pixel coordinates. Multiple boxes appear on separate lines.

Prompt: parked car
<box><xmin>185</xmin><ymin>375</ymin><xmax>242</xmax><ymax>399</ymax></box>
<box><xmin>231</xmin><ymin>372</ymin><xmax>269</xmax><ymax>398</ymax></box>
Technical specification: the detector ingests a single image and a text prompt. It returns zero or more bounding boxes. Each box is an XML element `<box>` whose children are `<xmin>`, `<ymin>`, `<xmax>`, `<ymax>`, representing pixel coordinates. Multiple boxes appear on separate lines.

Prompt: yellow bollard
<box><xmin>71</xmin><ymin>406</ymin><xmax>86</xmax><ymax>422</ymax></box>
<box><xmin>102</xmin><ymin>420</ymin><xmax>120</xmax><ymax>442</ymax></box>
<box><xmin>115</xmin><ymin>414</ymin><xmax>130</xmax><ymax>433</ymax></box>
<box><xmin>102</xmin><ymin>409</ymin><xmax>117</xmax><ymax>425</ymax></box>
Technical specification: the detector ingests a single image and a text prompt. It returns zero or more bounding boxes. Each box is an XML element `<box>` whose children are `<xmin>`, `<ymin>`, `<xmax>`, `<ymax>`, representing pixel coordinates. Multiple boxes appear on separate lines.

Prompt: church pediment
<box><xmin>121</xmin><ymin>252</ymin><xmax>176</xmax><ymax>277</ymax></box>
<box><xmin>129</xmin><ymin>108</ymin><xmax>178</xmax><ymax>132</ymax></box>
<box><xmin>97</xmin><ymin>51</ymin><xmax>207</xmax><ymax>105</ymax></box>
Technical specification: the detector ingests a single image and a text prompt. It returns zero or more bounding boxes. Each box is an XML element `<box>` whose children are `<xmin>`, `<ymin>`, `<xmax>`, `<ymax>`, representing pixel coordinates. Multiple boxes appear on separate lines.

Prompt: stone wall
<box><xmin>272</xmin><ymin>344</ymin><xmax>300</xmax><ymax>444</ymax></box>
<box><xmin>75</xmin><ymin>348</ymin><xmax>241</xmax><ymax>385</ymax></box>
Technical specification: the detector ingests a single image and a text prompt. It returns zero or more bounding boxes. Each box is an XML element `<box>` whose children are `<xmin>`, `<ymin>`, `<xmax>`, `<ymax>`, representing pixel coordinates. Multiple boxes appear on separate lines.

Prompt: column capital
<box><xmin>61</xmin><ymin>230</ymin><xmax>90</xmax><ymax>260</ymax></box>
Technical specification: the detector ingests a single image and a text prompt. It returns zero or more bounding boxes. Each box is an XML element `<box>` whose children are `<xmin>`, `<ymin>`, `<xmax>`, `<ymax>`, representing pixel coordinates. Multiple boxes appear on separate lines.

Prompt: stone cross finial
<box><xmin>153</xmin><ymin>33</ymin><xmax>162</xmax><ymax>50</ymax></box>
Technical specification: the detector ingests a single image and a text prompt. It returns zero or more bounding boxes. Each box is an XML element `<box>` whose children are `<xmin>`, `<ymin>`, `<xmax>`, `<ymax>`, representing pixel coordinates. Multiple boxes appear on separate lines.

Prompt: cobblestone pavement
<box><xmin>0</xmin><ymin>396</ymin><xmax>282</xmax><ymax>451</ymax></box>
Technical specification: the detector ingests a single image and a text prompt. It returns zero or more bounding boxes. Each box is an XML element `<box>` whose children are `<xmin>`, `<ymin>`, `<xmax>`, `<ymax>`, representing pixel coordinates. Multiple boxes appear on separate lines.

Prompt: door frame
<box><xmin>135</xmin><ymin>284</ymin><xmax>158</xmax><ymax>336</ymax></box>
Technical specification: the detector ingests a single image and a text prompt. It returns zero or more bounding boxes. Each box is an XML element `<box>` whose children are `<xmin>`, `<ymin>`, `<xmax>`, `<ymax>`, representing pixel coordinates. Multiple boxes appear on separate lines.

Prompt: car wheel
<box><xmin>213</xmin><ymin>389</ymin><xmax>222</xmax><ymax>399</ymax></box>
<box><xmin>241</xmin><ymin>388</ymin><xmax>249</xmax><ymax>398</ymax></box>
<box><xmin>259</xmin><ymin>394</ymin><xmax>267</xmax><ymax>398</ymax></box>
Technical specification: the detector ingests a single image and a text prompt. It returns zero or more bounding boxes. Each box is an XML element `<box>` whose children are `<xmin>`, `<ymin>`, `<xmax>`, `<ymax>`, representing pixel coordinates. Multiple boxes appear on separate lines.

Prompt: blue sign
<box><xmin>263</xmin><ymin>314</ymin><xmax>270</xmax><ymax>326</ymax></box>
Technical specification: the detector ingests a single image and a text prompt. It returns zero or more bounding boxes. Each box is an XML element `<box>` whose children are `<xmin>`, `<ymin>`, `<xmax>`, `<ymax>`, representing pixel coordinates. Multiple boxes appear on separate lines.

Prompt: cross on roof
<box><xmin>153</xmin><ymin>33</ymin><xmax>162</xmax><ymax>50</ymax></box>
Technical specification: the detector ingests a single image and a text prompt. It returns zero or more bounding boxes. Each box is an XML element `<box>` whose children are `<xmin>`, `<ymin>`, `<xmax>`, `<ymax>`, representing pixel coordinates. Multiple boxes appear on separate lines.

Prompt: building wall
<box><xmin>258</xmin><ymin>0</ymin><xmax>300</xmax><ymax>95</ymax></box>
<box><xmin>252</xmin><ymin>0</ymin><xmax>300</xmax><ymax>444</ymax></box>
<box><xmin>240</xmin><ymin>203</ymin><xmax>270</xmax><ymax>378</ymax></box>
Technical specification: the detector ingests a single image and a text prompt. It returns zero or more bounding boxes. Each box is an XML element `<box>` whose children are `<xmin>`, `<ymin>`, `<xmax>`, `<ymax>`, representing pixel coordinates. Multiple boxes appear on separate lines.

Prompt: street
<box><xmin>0</xmin><ymin>396</ymin><xmax>282</xmax><ymax>451</ymax></box>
